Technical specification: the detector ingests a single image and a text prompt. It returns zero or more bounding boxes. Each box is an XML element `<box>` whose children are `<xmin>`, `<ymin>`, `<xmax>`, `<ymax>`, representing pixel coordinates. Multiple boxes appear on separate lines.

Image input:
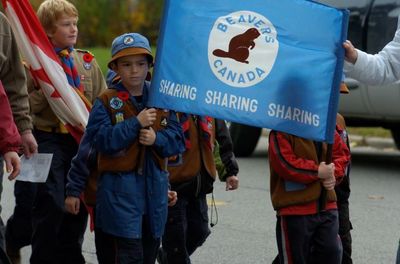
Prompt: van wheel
<box><xmin>229</xmin><ymin>123</ymin><xmax>262</xmax><ymax>157</ymax></box>
<box><xmin>390</xmin><ymin>128</ymin><xmax>400</xmax><ymax>150</ymax></box>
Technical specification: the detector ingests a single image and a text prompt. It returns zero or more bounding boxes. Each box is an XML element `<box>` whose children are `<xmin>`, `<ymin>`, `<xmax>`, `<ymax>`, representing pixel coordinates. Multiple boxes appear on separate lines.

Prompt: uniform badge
<box><xmin>83</xmin><ymin>52</ymin><xmax>94</xmax><ymax>70</ymax></box>
<box><xmin>115</xmin><ymin>112</ymin><xmax>124</xmax><ymax>123</ymax></box>
<box><xmin>110</xmin><ymin>97</ymin><xmax>124</xmax><ymax>110</ymax></box>
<box><xmin>160</xmin><ymin>116</ymin><xmax>168</xmax><ymax>127</ymax></box>
<box><xmin>83</xmin><ymin>62</ymin><xmax>92</xmax><ymax>70</ymax></box>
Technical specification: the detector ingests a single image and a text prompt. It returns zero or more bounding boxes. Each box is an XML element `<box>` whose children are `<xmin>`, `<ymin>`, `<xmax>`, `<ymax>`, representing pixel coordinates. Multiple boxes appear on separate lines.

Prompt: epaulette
<box><xmin>75</xmin><ymin>48</ymin><xmax>94</xmax><ymax>57</ymax></box>
<box><xmin>76</xmin><ymin>49</ymin><xmax>95</xmax><ymax>65</ymax></box>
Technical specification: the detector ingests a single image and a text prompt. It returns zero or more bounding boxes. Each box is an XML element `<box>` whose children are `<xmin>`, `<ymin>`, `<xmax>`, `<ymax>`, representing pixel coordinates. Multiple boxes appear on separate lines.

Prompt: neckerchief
<box><xmin>55</xmin><ymin>47</ymin><xmax>83</xmax><ymax>93</ymax></box>
<box><xmin>181</xmin><ymin>114</ymin><xmax>212</xmax><ymax>150</ymax></box>
<box><xmin>113</xmin><ymin>81</ymin><xmax>149</xmax><ymax>112</ymax></box>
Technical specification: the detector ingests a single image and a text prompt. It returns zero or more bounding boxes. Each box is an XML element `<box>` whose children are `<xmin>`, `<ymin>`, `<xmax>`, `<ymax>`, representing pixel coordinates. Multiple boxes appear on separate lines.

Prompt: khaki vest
<box><xmin>97</xmin><ymin>89</ymin><xmax>169</xmax><ymax>173</ymax></box>
<box><xmin>168</xmin><ymin>115</ymin><xmax>216</xmax><ymax>183</ymax></box>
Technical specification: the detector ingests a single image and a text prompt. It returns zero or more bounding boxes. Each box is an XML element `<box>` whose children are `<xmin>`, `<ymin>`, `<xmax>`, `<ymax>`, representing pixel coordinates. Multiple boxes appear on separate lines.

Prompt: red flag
<box><xmin>2</xmin><ymin>0</ymin><xmax>90</xmax><ymax>142</ymax></box>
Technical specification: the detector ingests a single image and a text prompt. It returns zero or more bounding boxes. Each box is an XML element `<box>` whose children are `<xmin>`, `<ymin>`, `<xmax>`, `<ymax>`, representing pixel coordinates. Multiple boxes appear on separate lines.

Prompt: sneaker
<box><xmin>6</xmin><ymin>245</ymin><xmax>21</xmax><ymax>264</ymax></box>
<box><xmin>156</xmin><ymin>247</ymin><xmax>167</xmax><ymax>264</ymax></box>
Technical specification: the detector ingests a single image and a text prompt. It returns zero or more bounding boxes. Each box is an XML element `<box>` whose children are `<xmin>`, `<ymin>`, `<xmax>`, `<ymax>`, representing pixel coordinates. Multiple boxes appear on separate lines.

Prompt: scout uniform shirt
<box><xmin>29</xmin><ymin>49</ymin><xmax>106</xmax><ymax>132</ymax></box>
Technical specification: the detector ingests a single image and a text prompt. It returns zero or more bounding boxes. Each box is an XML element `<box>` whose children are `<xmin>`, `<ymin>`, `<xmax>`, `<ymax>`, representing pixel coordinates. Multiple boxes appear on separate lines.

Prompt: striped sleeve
<box><xmin>268</xmin><ymin>131</ymin><xmax>319</xmax><ymax>184</ymax></box>
<box><xmin>332</xmin><ymin>130</ymin><xmax>351</xmax><ymax>182</ymax></box>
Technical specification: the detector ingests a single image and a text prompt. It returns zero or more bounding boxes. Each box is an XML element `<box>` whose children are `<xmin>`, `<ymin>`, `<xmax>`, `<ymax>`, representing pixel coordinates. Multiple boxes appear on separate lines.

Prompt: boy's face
<box><xmin>50</xmin><ymin>14</ymin><xmax>78</xmax><ymax>48</ymax></box>
<box><xmin>113</xmin><ymin>54</ymin><xmax>149</xmax><ymax>91</ymax></box>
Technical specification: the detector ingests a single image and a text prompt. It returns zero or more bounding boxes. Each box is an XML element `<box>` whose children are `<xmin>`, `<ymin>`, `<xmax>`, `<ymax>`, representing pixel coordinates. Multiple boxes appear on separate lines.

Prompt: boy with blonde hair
<box><xmin>5</xmin><ymin>1</ymin><xmax>106</xmax><ymax>263</ymax></box>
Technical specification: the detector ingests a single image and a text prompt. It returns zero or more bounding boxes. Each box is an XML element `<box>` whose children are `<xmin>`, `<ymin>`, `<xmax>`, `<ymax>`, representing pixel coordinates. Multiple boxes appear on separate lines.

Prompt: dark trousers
<box><xmin>30</xmin><ymin>131</ymin><xmax>88</xmax><ymax>264</ymax></box>
<box><xmin>6</xmin><ymin>181</ymin><xmax>37</xmax><ymax>251</ymax></box>
<box><xmin>337</xmin><ymin>201</ymin><xmax>352</xmax><ymax>264</ymax></box>
<box><xmin>161</xmin><ymin>193</ymin><xmax>210</xmax><ymax>264</ymax></box>
<box><xmin>276</xmin><ymin>210</ymin><xmax>342</xmax><ymax>264</ymax></box>
<box><xmin>396</xmin><ymin>239</ymin><xmax>400</xmax><ymax>264</ymax></box>
<box><xmin>95</xmin><ymin>218</ymin><xmax>160</xmax><ymax>264</ymax></box>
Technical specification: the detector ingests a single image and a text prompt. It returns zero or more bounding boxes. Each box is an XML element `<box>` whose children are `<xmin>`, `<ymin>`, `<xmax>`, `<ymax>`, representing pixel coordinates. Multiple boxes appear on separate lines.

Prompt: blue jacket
<box><xmin>67</xmin><ymin>81</ymin><xmax>185</xmax><ymax>238</ymax></box>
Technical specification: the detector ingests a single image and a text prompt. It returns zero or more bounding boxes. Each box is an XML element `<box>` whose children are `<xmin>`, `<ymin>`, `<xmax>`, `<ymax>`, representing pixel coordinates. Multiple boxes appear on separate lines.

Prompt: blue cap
<box><xmin>108</xmin><ymin>33</ymin><xmax>153</xmax><ymax>69</ymax></box>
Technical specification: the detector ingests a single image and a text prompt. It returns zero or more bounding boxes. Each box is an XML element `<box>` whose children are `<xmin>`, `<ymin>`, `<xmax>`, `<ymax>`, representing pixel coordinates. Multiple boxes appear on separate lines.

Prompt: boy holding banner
<box><xmin>157</xmin><ymin>116</ymin><xmax>239</xmax><ymax>264</ymax></box>
<box><xmin>71</xmin><ymin>32</ymin><xmax>184</xmax><ymax>263</ymax></box>
<box><xmin>4</xmin><ymin>0</ymin><xmax>106</xmax><ymax>263</ymax></box>
<box><xmin>268</xmin><ymin>121</ymin><xmax>350</xmax><ymax>263</ymax></box>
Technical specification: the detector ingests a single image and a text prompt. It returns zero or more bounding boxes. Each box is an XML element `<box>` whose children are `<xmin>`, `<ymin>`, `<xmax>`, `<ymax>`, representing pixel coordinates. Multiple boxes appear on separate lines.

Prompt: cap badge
<box><xmin>123</xmin><ymin>36</ymin><xmax>134</xmax><ymax>45</ymax></box>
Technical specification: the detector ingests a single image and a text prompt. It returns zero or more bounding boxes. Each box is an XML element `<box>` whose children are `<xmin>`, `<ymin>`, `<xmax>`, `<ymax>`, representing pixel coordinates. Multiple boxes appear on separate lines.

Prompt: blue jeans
<box><xmin>161</xmin><ymin>193</ymin><xmax>211</xmax><ymax>264</ymax></box>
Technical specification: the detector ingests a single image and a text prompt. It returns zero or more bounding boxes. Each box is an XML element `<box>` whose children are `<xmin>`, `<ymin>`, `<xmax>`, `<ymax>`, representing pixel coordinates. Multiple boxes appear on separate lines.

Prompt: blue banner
<box><xmin>149</xmin><ymin>0</ymin><xmax>349</xmax><ymax>143</ymax></box>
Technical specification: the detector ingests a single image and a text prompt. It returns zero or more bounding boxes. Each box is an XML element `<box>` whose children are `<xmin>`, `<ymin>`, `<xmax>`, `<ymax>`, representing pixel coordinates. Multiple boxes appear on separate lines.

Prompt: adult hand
<box><xmin>3</xmin><ymin>151</ymin><xmax>20</xmax><ymax>180</ymax></box>
<box><xmin>21</xmin><ymin>130</ymin><xmax>38</xmax><ymax>158</ymax></box>
<box><xmin>225</xmin><ymin>175</ymin><xmax>239</xmax><ymax>191</ymax></box>
<box><xmin>139</xmin><ymin>127</ymin><xmax>156</xmax><ymax>146</ymax></box>
<box><xmin>318</xmin><ymin>162</ymin><xmax>334</xmax><ymax>179</ymax></box>
<box><xmin>137</xmin><ymin>108</ymin><xmax>157</xmax><ymax>127</ymax></box>
<box><xmin>168</xmin><ymin>190</ymin><xmax>177</xmax><ymax>207</ymax></box>
<box><xmin>343</xmin><ymin>40</ymin><xmax>358</xmax><ymax>64</ymax></box>
<box><xmin>65</xmin><ymin>196</ymin><xmax>80</xmax><ymax>215</ymax></box>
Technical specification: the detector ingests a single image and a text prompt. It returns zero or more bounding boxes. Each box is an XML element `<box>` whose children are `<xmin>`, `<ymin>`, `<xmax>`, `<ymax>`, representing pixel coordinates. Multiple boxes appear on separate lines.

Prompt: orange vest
<box><xmin>168</xmin><ymin>115</ymin><xmax>216</xmax><ymax>183</ymax></box>
<box><xmin>97</xmin><ymin>89</ymin><xmax>169</xmax><ymax>173</ymax></box>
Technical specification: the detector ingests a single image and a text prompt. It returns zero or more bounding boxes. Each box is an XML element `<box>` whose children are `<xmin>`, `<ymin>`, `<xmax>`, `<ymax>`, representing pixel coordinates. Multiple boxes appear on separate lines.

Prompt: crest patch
<box><xmin>160</xmin><ymin>117</ymin><xmax>168</xmax><ymax>127</ymax></box>
<box><xmin>110</xmin><ymin>97</ymin><xmax>124</xmax><ymax>110</ymax></box>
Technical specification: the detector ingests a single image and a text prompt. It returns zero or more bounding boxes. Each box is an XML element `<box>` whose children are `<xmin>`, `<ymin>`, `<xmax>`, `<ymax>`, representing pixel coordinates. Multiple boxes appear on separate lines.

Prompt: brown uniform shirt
<box><xmin>29</xmin><ymin>49</ymin><xmax>106</xmax><ymax>129</ymax></box>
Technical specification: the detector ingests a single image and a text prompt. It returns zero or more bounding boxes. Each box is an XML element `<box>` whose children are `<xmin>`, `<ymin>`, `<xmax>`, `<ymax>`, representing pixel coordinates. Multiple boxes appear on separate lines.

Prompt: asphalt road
<box><xmin>2</xmin><ymin>135</ymin><xmax>400</xmax><ymax>264</ymax></box>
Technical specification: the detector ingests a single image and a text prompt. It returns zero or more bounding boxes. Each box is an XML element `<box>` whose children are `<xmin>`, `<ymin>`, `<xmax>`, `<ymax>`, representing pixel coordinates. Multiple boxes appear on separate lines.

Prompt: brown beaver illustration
<box><xmin>213</xmin><ymin>28</ymin><xmax>261</xmax><ymax>64</ymax></box>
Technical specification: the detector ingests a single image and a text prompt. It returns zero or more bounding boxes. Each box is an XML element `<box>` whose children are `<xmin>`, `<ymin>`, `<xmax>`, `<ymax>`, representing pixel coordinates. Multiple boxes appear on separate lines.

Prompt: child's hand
<box><xmin>3</xmin><ymin>151</ymin><xmax>20</xmax><ymax>180</ymax></box>
<box><xmin>168</xmin><ymin>190</ymin><xmax>177</xmax><ymax>206</ymax></box>
<box><xmin>318</xmin><ymin>162</ymin><xmax>334</xmax><ymax>179</ymax></box>
<box><xmin>65</xmin><ymin>196</ymin><xmax>80</xmax><ymax>215</ymax></box>
<box><xmin>137</xmin><ymin>108</ymin><xmax>157</xmax><ymax>127</ymax></box>
<box><xmin>139</xmin><ymin>127</ymin><xmax>156</xmax><ymax>146</ymax></box>
<box><xmin>321</xmin><ymin>175</ymin><xmax>336</xmax><ymax>190</ymax></box>
<box><xmin>225</xmin><ymin>175</ymin><xmax>239</xmax><ymax>191</ymax></box>
<box><xmin>343</xmin><ymin>40</ymin><xmax>358</xmax><ymax>64</ymax></box>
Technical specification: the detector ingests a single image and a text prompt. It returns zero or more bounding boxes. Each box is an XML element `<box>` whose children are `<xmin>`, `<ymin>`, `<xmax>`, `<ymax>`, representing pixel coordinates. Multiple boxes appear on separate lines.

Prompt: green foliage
<box><xmin>24</xmin><ymin>0</ymin><xmax>164</xmax><ymax>47</ymax></box>
<box><xmin>71</xmin><ymin>0</ymin><xmax>164</xmax><ymax>47</ymax></box>
<box><xmin>86</xmin><ymin>47</ymin><xmax>110</xmax><ymax>74</ymax></box>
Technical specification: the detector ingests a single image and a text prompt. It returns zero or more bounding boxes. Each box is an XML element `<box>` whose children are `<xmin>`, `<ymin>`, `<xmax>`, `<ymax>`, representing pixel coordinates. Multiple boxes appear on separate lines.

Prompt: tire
<box><xmin>391</xmin><ymin>128</ymin><xmax>400</xmax><ymax>150</ymax></box>
<box><xmin>229</xmin><ymin>123</ymin><xmax>262</xmax><ymax>157</ymax></box>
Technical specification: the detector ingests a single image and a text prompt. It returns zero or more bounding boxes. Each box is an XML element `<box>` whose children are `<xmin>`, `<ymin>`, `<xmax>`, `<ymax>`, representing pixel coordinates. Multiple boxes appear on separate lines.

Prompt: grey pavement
<box><xmin>1</xmin><ymin>132</ymin><xmax>398</xmax><ymax>264</ymax></box>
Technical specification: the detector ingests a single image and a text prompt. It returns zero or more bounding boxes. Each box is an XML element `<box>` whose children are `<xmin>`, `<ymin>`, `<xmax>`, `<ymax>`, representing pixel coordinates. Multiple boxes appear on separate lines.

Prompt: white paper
<box><xmin>16</xmin><ymin>153</ymin><xmax>53</xmax><ymax>183</ymax></box>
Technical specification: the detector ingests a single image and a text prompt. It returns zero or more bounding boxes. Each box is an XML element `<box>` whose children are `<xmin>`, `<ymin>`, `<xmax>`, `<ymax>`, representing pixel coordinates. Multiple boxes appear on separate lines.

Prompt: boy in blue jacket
<box><xmin>65</xmin><ymin>32</ymin><xmax>185</xmax><ymax>263</ymax></box>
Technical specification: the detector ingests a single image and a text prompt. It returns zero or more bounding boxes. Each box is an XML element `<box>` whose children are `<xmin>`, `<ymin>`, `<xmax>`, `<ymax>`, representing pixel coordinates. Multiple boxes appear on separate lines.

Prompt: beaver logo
<box><xmin>208</xmin><ymin>11</ymin><xmax>279</xmax><ymax>88</ymax></box>
<box><xmin>213</xmin><ymin>28</ymin><xmax>260</xmax><ymax>64</ymax></box>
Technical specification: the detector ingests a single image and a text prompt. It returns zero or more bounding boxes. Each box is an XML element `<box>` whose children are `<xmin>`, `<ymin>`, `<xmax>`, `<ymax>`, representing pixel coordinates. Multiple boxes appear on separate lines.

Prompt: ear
<box><xmin>110</xmin><ymin>63</ymin><xmax>117</xmax><ymax>71</ymax></box>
